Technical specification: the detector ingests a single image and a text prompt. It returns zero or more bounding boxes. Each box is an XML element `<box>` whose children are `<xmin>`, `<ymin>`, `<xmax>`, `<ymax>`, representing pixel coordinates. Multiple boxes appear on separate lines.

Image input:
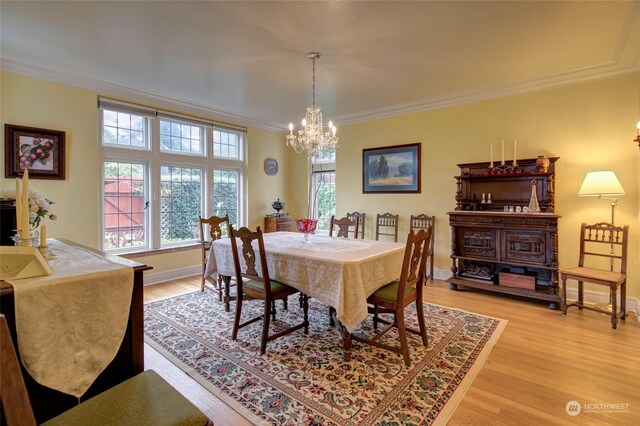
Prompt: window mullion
<box><xmin>150</xmin><ymin>119</ymin><xmax>161</xmax><ymax>250</ymax></box>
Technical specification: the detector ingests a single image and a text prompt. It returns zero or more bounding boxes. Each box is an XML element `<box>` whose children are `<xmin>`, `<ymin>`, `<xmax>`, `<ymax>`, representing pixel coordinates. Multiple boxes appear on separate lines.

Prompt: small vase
<box><xmin>296</xmin><ymin>219</ymin><xmax>318</xmax><ymax>244</ymax></box>
<box><xmin>535</xmin><ymin>155</ymin><xmax>550</xmax><ymax>173</ymax></box>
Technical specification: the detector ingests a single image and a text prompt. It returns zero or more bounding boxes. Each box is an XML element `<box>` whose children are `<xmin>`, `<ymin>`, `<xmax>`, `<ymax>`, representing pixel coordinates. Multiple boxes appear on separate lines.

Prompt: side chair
<box><xmin>199</xmin><ymin>215</ymin><xmax>236</xmax><ymax>311</ymax></box>
<box><xmin>353</xmin><ymin>227</ymin><xmax>432</xmax><ymax>367</ymax></box>
<box><xmin>346</xmin><ymin>211</ymin><xmax>365</xmax><ymax>239</ymax></box>
<box><xmin>375</xmin><ymin>212</ymin><xmax>399</xmax><ymax>242</ymax></box>
<box><xmin>410</xmin><ymin>214</ymin><xmax>436</xmax><ymax>281</ymax></box>
<box><xmin>329</xmin><ymin>215</ymin><xmax>359</xmax><ymax>239</ymax></box>
<box><xmin>560</xmin><ymin>222</ymin><xmax>629</xmax><ymax>329</ymax></box>
<box><xmin>228</xmin><ymin>225</ymin><xmax>309</xmax><ymax>355</ymax></box>
<box><xmin>0</xmin><ymin>315</ymin><xmax>212</xmax><ymax>426</ymax></box>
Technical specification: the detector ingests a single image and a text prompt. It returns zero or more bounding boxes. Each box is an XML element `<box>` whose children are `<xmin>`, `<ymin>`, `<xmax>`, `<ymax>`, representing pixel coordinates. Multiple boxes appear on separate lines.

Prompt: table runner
<box><xmin>5</xmin><ymin>239</ymin><xmax>133</xmax><ymax>398</ymax></box>
<box><xmin>206</xmin><ymin>232</ymin><xmax>405</xmax><ymax>332</ymax></box>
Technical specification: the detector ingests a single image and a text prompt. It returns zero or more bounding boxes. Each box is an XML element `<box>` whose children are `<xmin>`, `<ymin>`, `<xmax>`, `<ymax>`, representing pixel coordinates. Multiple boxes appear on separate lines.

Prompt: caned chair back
<box><xmin>346</xmin><ymin>211</ymin><xmax>365</xmax><ymax>239</ymax></box>
<box><xmin>228</xmin><ymin>225</ymin><xmax>273</xmax><ymax>298</ymax></box>
<box><xmin>578</xmin><ymin>222</ymin><xmax>629</xmax><ymax>273</ymax></box>
<box><xmin>329</xmin><ymin>215</ymin><xmax>359</xmax><ymax>239</ymax></box>
<box><xmin>375</xmin><ymin>213</ymin><xmax>399</xmax><ymax>242</ymax></box>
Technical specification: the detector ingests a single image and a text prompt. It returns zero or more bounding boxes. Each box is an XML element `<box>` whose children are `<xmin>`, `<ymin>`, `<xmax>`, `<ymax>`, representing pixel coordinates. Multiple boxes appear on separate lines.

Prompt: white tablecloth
<box><xmin>5</xmin><ymin>239</ymin><xmax>133</xmax><ymax>398</ymax></box>
<box><xmin>206</xmin><ymin>232</ymin><xmax>405</xmax><ymax>332</ymax></box>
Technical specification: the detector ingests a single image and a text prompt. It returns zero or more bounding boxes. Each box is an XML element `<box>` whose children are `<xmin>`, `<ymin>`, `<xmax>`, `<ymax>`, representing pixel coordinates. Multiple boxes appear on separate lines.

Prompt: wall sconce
<box><xmin>635</xmin><ymin>121</ymin><xmax>640</xmax><ymax>149</ymax></box>
<box><xmin>578</xmin><ymin>171</ymin><xmax>625</xmax><ymax>225</ymax></box>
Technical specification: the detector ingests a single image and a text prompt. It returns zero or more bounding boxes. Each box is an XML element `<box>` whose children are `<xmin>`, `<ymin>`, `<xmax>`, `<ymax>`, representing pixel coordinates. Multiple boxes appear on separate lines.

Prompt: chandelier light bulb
<box><xmin>332</xmin><ymin>126</ymin><xmax>337</xmax><ymax>135</ymax></box>
<box><xmin>328</xmin><ymin>120</ymin><xmax>333</xmax><ymax>128</ymax></box>
<box><xmin>302</xmin><ymin>118</ymin><xmax>306</xmax><ymax>126</ymax></box>
<box><xmin>288</xmin><ymin>123</ymin><xmax>294</xmax><ymax>132</ymax></box>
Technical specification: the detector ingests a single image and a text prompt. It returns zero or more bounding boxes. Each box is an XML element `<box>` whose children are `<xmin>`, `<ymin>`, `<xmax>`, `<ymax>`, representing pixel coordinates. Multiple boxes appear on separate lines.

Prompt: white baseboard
<box><xmin>144</xmin><ymin>265</ymin><xmax>200</xmax><ymax>286</ymax></box>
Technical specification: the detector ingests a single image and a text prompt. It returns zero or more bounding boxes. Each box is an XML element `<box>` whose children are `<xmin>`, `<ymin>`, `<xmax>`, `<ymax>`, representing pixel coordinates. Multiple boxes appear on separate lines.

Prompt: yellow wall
<box><xmin>0</xmin><ymin>71</ymin><xmax>289</xmax><ymax>275</ymax></box>
<box><xmin>327</xmin><ymin>73</ymin><xmax>639</xmax><ymax>298</ymax></box>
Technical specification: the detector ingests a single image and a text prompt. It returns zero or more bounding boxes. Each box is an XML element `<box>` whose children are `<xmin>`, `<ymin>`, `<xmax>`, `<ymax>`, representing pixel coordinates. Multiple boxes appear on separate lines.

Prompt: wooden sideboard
<box><xmin>446</xmin><ymin>158</ymin><xmax>561</xmax><ymax>308</ymax></box>
<box><xmin>0</xmin><ymin>240</ymin><xmax>151</xmax><ymax>423</ymax></box>
<box><xmin>264</xmin><ymin>215</ymin><xmax>292</xmax><ymax>233</ymax></box>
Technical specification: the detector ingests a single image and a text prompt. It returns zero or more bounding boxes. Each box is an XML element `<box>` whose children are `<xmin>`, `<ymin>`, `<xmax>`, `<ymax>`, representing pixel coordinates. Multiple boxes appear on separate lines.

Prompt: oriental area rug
<box><xmin>144</xmin><ymin>291</ymin><xmax>507</xmax><ymax>425</ymax></box>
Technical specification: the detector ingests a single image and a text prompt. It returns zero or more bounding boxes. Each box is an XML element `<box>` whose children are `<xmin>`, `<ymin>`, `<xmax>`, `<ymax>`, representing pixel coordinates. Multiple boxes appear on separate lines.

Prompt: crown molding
<box><xmin>335</xmin><ymin>64</ymin><xmax>640</xmax><ymax>126</ymax></box>
<box><xmin>0</xmin><ymin>58</ymin><xmax>283</xmax><ymax>133</ymax></box>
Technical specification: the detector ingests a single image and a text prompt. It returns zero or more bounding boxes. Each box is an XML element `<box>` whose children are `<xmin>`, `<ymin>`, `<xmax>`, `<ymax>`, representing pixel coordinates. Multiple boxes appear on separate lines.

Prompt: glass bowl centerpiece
<box><xmin>295</xmin><ymin>218</ymin><xmax>317</xmax><ymax>243</ymax></box>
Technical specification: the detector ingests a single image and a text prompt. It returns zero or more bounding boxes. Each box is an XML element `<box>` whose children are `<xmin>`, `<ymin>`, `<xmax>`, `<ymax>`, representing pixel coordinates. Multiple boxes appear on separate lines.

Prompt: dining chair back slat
<box><xmin>329</xmin><ymin>215</ymin><xmax>359</xmax><ymax>239</ymax></box>
<box><xmin>346</xmin><ymin>211</ymin><xmax>365</xmax><ymax>239</ymax></box>
<box><xmin>375</xmin><ymin>213</ymin><xmax>399</xmax><ymax>242</ymax></box>
<box><xmin>409</xmin><ymin>214</ymin><xmax>436</xmax><ymax>281</ymax></box>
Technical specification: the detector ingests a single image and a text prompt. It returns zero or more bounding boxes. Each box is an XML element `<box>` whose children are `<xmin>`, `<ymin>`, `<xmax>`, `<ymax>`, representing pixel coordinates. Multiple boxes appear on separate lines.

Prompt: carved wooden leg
<box><xmin>621</xmin><ymin>282</ymin><xmax>626</xmax><ymax>321</ymax></box>
<box><xmin>216</xmin><ymin>273</ymin><xmax>223</xmax><ymax>301</ymax></box>
<box><xmin>271</xmin><ymin>300</ymin><xmax>277</xmax><ymax>321</ymax></box>
<box><xmin>561</xmin><ymin>275</ymin><xmax>567</xmax><ymax>315</ymax></box>
<box><xmin>283</xmin><ymin>297</ymin><xmax>288</xmax><ymax>311</ymax></box>
<box><xmin>302</xmin><ymin>295</ymin><xmax>309</xmax><ymax>334</ymax></box>
<box><xmin>578</xmin><ymin>281</ymin><xmax>584</xmax><ymax>309</ymax></box>
<box><xmin>222</xmin><ymin>276</ymin><xmax>232</xmax><ymax>312</ymax></box>
<box><xmin>232</xmin><ymin>290</ymin><xmax>243</xmax><ymax>340</ymax></box>
<box><xmin>329</xmin><ymin>307</ymin><xmax>352</xmax><ymax>362</ymax></box>
<box><xmin>415</xmin><ymin>298</ymin><xmax>429</xmax><ymax>347</ymax></box>
<box><xmin>329</xmin><ymin>306</ymin><xmax>335</xmax><ymax>327</ymax></box>
<box><xmin>261</xmin><ymin>300</ymin><xmax>272</xmax><ymax>355</ymax></box>
<box><xmin>611</xmin><ymin>287</ymin><xmax>618</xmax><ymax>329</ymax></box>
<box><xmin>372</xmin><ymin>306</ymin><xmax>379</xmax><ymax>331</ymax></box>
<box><xmin>396</xmin><ymin>307</ymin><xmax>411</xmax><ymax>367</ymax></box>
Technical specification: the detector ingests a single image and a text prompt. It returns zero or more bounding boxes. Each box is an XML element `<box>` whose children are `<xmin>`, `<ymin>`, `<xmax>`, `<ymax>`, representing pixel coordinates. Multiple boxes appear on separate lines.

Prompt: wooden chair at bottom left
<box><xmin>0</xmin><ymin>314</ymin><xmax>212</xmax><ymax>426</ymax></box>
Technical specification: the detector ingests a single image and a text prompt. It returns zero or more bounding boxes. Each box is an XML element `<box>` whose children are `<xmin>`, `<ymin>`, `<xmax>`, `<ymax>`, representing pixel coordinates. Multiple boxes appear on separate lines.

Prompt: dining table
<box><xmin>205</xmin><ymin>231</ymin><xmax>405</xmax><ymax>360</ymax></box>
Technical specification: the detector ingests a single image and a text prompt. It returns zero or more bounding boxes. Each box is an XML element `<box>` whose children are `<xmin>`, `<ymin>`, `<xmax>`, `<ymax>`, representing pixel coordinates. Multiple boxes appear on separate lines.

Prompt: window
<box><xmin>99</xmin><ymin>98</ymin><xmax>246</xmax><ymax>252</ymax></box>
<box><xmin>160</xmin><ymin>119</ymin><xmax>203</xmax><ymax>155</ymax></box>
<box><xmin>160</xmin><ymin>166</ymin><xmax>202</xmax><ymax>243</ymax></box>
<box><xmin>103</xmin><ymin>161</ymin><xmax>147</xmax><ymax>249</ymax></box>
<box><xmin>312</xmin><ymin>149</ymin><xmax>336</xmax><ymax>233</ymax></box>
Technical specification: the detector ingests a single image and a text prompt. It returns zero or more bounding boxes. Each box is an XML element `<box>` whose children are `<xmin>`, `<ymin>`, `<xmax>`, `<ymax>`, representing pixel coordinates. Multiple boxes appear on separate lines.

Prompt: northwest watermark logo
<box><xmin>566</xmin><ymin>400</ymin><xmax>630</xmax><ymax>416</ymax></box>
<box><xmin>566</xmin><ymin>401</ymin><xmax>581</xmax><ymax>416</ymax></box>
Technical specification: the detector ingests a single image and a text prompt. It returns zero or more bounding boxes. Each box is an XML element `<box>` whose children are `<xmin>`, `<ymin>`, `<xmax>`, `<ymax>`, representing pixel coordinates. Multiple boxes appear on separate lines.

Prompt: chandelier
<box><xmin>286</xmin><ymin>52</ymin><xmax>338</xmax><ymax>158</ymax></box>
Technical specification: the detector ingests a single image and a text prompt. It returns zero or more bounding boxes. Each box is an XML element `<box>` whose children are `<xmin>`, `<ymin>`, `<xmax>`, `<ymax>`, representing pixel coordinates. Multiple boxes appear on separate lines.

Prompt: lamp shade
<box><xmin>578</xmin><ymin>171</ymin><xmax>625</xmax><ymax>197</ymax></box>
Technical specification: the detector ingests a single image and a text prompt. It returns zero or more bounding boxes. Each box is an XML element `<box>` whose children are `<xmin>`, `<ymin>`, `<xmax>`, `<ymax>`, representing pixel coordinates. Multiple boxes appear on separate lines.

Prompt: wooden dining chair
<box><xmin>228</xmin><ymin>225</ymin><xmax>309</xmax><ymax>355</ymax></box>
<box><xmin>410</xmin><ymin>214</ymin><xmax>436</xmax><ymax>281</ymax></box>
<box><xmin>0</xmin><ymin>315</ymin><xmax>212</xmax><ymax>426</ymax></box>
<box><xmin>375</xmin><ymin>213</ymin><xmax>399</xmax><ymax>242</ymax></box>
<box><xmin>560</xmin><ymin>222</ymin><xmax>629</xmax><ymax>329</ymax></box>
<box><xmin>346</xmin><ymin>211</ymin><xmax>365</xmax><ymax>239</ymax></box>
<box><xmin>353</xmin><ymin>227</ymin><xmax>432</xmax><ymax>367</ymax></box>
<box><xmin>329</xmin><ymin>215</ymin><xmax>359</xmax><ymax>239</ymax></box>
<box><xmin>198</xmin><ymin>214</ymin><xmax>229</xmax><ymax>296</ymax></box>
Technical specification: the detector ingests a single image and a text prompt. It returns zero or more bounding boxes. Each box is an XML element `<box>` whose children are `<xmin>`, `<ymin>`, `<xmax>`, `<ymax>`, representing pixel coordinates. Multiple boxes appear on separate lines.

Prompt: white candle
<box><xmin>40</xmin><ymin>224</ymin><xmax>47</xmax><ymax>247</ymax></box>
<box><xmin>513</xmin><ymin>139</ymin><xmax>518</xmax><ymax>164</ymax></box>
<box><xmin>490</xmin><ymin>143</ymin><xmax>494</xmax><ymax>167</ymax></box>
<box><xmin>15</xmin><ymin>178</ymin><xmax>22</xmax><ymax>233</ymax></box>
<box><xmin>21</xmin><ymin>169</ymin><xmax>30</xmax><ymax>246</ymax></box>
<box><xmin>501</xmin><ymin>140</ymin><xmax>505</xmax><ymax>165</ymax></box>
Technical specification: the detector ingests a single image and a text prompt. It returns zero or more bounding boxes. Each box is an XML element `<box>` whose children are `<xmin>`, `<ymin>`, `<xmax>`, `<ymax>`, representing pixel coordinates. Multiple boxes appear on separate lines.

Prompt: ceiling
<box><xmin>2</xmin><ymin>1</ymin><xmax>639</xmax><ymax>131</ymax></box>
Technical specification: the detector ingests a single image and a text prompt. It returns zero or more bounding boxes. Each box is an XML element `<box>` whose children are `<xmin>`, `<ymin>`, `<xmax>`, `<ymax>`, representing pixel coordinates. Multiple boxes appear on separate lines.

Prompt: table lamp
<box><xmin>578</xmin><ymin>171</ymin><xmax>625</xmax><ymax>225</ymax></box>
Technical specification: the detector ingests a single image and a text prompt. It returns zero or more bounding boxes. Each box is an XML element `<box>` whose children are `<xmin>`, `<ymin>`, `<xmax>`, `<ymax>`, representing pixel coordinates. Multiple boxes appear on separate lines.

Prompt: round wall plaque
<box><xmin>264</xmin><ymin>158</ymin><xmax>278</xmax><ymax>176</ymax></box>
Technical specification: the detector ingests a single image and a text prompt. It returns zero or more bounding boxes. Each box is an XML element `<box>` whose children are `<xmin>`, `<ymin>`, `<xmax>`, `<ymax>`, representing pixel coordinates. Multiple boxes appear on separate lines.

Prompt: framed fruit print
<box><xmin>4</xmin><ymin>124</ymin><xmax>66</xmax><ymax>180</ymax></box>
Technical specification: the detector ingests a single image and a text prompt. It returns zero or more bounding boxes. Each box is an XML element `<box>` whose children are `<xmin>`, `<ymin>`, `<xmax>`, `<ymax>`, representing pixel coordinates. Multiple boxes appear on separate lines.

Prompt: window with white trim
<box><xmin>99</xmin><ymin>98</ymin><xmax>246</xmax><ymax>252</ymax></box>
<box><xmin>312</xmin><ymin>149</ymin><xmax>336</xmax><ymax>233</ymax></box>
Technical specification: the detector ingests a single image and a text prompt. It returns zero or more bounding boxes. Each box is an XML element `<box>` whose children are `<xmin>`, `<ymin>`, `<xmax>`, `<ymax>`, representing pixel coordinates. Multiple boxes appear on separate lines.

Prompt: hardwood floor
<box><xmin>144</xmin><ymin>277</ymin><xmax>640</xmax><ymax>425</ymax></box>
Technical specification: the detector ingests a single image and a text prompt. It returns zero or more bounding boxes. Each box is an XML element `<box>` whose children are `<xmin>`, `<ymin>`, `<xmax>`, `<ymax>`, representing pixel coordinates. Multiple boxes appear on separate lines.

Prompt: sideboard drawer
<box><xmin>458</xmin><ymin>228</ymin><xmax>496</xmax><ymax>259</ymax></box>
<box><xmin>501</xmin><ymin>230</ymin><xmax>546</xmax><ymax>264</ymax></box>
<box><xmin>264</xmin><ymin>216</ymin><xmax>292</xmax><ymax>233</ymax></box>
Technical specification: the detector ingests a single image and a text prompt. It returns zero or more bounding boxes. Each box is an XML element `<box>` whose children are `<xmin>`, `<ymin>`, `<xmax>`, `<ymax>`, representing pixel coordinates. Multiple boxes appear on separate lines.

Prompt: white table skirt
<box><xmin>6</xmin><ymin>239</ymin><xmax>133</xmax><ymax>398</ymax></box>
<box><xmin>206</xmin><ymin>232</ymin><xmax>405</xmax><ymax>332</ymax></box>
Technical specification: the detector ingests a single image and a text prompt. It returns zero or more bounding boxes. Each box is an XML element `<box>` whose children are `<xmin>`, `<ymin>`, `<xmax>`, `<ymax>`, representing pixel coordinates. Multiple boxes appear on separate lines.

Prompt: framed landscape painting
<box><xmin>4</xmin><ymin>124</ymin><xmax>66</xmax><ymax>179</ymax></box>
<box><xmin>363</xmin><ymin>143</ymin><xmax>421</xmax><ymax>193</ymax></box>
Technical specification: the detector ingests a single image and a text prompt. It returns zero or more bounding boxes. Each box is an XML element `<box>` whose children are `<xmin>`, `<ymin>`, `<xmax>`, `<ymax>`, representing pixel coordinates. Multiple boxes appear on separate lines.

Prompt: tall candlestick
<box><xmin>513</xmin><ymin>139</ymin><xmax>518</xmax><ymax>166</ymax></box>
<box><xmin>501</xmin><ymin>140</ymin><xmax>505</xmax><ymax>165</ymax></box>
<box><xmin>15</xmin><ymin>178</ymin><xmax>22</xmax><ymax>233</ymax></box>
<box><xmin>490</xmin><ymin>143</ymin><xmax>494</xmax><ymax>167</ymax></box>
<box><xmin>21</xmin><ymin>169</ymin><xmax>30</xmax><ymax>246</ymax></box>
